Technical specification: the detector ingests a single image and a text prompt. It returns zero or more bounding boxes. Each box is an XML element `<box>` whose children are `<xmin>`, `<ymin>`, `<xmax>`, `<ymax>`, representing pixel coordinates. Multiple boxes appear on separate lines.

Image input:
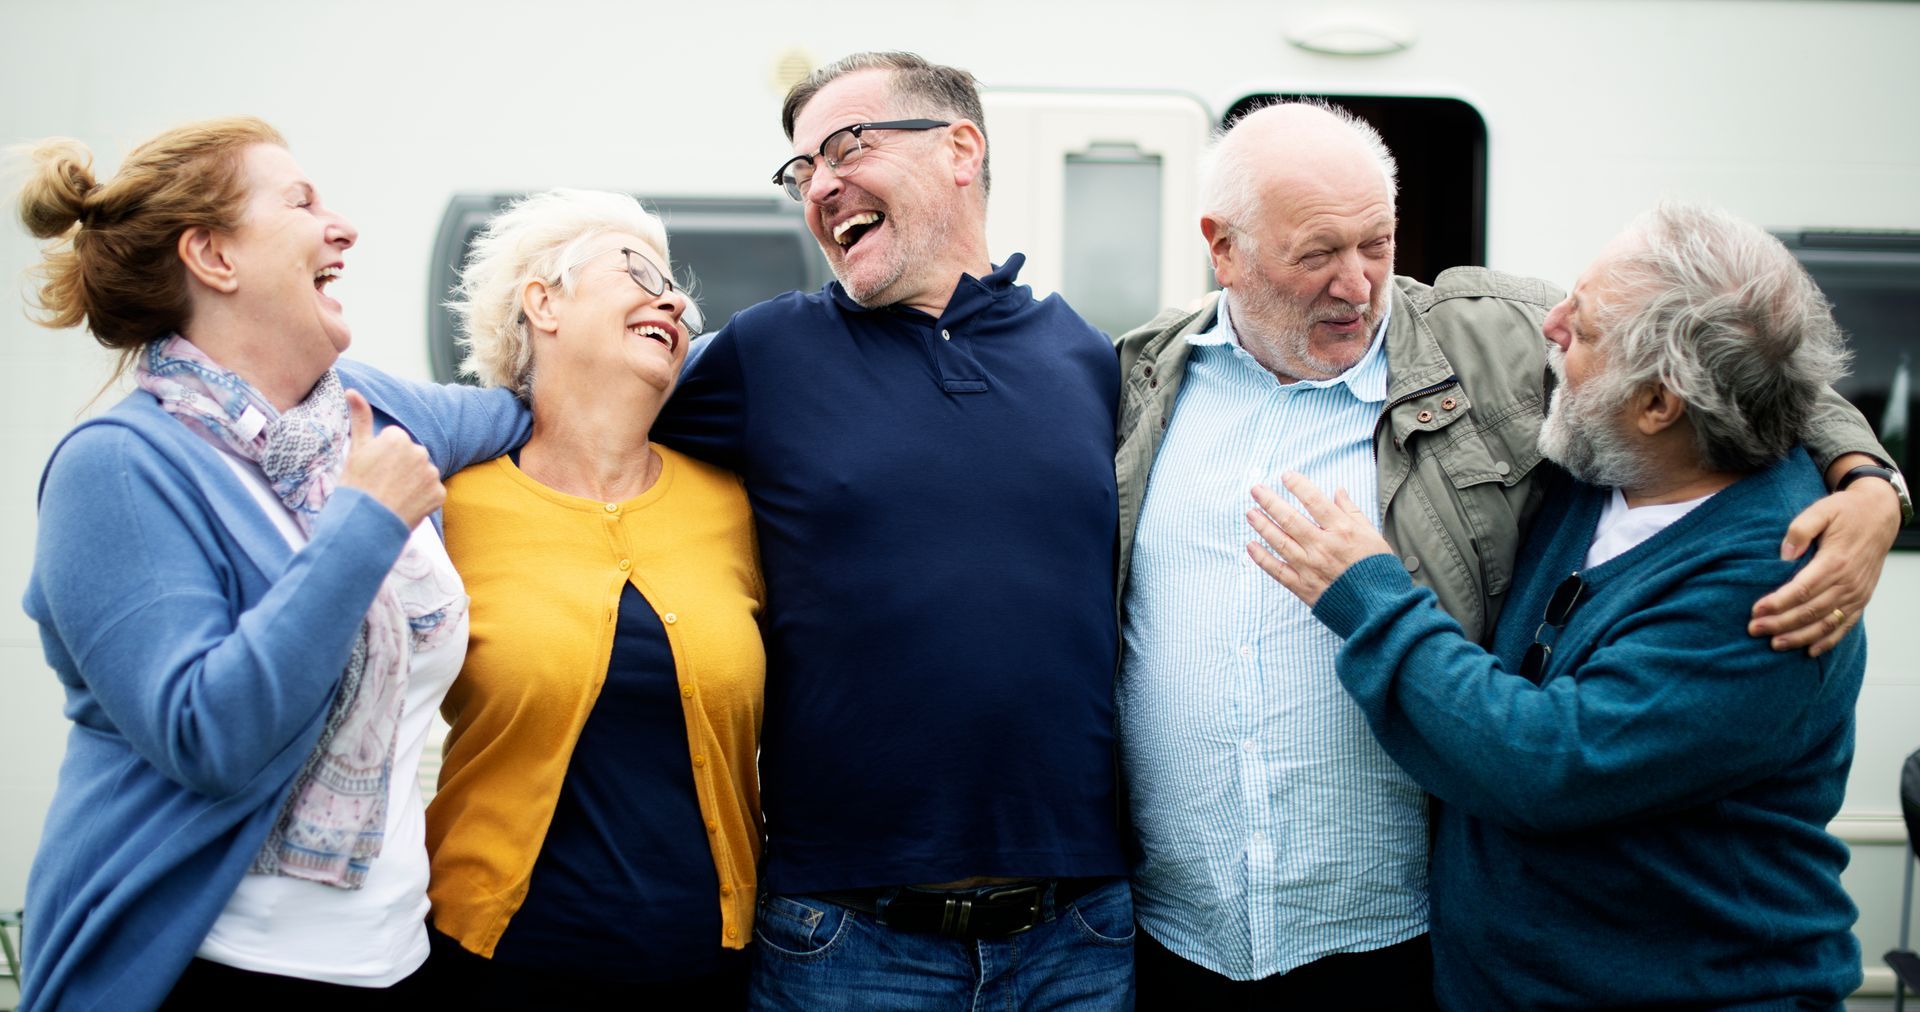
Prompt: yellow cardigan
<box><xmin>426</xmin><ymin>446</ymin><xmax>764</xmax><ymax>955</ymax></box>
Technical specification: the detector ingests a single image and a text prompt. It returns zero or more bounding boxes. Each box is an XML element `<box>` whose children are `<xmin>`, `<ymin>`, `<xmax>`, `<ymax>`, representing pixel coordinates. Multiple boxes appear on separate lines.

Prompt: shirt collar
<box><xmin>1191</xmin><ymin>290</ymin><xmax>1391</xmax><ymax>403</ymax></box>
<box><xmin>828</xmin><ymin>252</ymin><xmax>1028</xmax><ymax>320</ymax></box>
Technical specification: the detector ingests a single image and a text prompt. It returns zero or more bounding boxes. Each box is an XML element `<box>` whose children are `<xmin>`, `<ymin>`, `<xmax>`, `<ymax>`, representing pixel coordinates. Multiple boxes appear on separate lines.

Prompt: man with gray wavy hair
<box><xmin>1247</xmin><ymin>201</ymin><xmax>1870</xmax><ymax>1008</ymax></box>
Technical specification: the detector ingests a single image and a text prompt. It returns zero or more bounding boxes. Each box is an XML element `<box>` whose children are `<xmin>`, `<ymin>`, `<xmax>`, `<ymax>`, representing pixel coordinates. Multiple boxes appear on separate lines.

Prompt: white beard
<box><xmin>1539</xmin><ymin>347</ymin><xmax>1658</xmax><ymax>490</ymax></box>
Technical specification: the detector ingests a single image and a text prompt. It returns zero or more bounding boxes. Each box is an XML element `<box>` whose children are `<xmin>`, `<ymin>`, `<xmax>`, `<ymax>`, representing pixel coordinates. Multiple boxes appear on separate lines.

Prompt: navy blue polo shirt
<box><xmin>656</xmin><ymin>255</ymin><xmax>1126</xmax><ymax>894</ymax></box>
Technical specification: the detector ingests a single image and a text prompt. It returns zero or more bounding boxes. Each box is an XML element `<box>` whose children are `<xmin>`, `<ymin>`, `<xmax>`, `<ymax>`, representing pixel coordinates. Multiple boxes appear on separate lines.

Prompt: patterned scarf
<box><xmin>136</xmin><ymin>336</ymin><xmax>454</xmax><ymax>889</ymax></box>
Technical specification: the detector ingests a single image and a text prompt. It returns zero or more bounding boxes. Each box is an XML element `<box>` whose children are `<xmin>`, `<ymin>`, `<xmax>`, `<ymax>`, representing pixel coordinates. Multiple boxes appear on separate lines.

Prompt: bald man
<box><xmin>1111</xmin><ymin>102</ymin><xmax>1903</xmax><ymax>1006</ymax></box>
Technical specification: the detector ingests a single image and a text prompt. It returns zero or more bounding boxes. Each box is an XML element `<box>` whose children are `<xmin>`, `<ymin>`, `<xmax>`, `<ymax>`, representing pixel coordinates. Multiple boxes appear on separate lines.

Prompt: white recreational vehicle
<box><xmin>1</xmin><ymin>0</ymin><xmax>1915</xmax><ymax>1003</ymax></box>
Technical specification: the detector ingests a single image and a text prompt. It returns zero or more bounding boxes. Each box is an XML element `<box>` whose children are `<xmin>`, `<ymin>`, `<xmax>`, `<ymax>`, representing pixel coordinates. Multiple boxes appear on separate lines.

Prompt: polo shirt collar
<box><xmin>1194</xmin><ymin>289</ymin><xmax>1390</xmax><ymax>402</ymax></box>
<box><xmin>827</xmin><ymin>253</ymin><xmax>1028</xmax><ymax>322</ymax></box>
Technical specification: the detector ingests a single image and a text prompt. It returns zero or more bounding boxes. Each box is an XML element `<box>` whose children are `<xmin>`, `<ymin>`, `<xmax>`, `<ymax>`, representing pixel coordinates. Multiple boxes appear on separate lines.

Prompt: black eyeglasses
<box><xmin>558</xmin><ymin>246</ymin><xmax>704</xmax><ymax>336</ymax></box>
<box><xmin>1519</xmin><ymin>573</ymin><xmax>1586</xmax><ymax>682</ymax></box>
<box><xmin>772</xmin><ymin>119</ymin><xmax>952</xmax><ymax>202</ymax></box>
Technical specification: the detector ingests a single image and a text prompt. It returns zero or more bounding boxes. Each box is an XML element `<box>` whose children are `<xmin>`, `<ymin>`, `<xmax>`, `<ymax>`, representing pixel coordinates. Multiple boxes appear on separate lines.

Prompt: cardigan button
<box><xmin>618</xmin><ymin>559</ymin><xmax>631</xmax><ymax>571</ymax></box>
<box><xmin>721</xmin><ymin>885</ymin><xmax>733</xmax><ymax>897</ymax></box>
<box><xmin>681</xmin><ymin>684</ymin><xmax>694</xmax><ymax>699</ymax></box>
<box><xmin>693</xmin><ymin>753</ymin><xmax>706</xmax><ymax>767</ymax></box>
<box><xmin>707</xmin><ymin>821</ymin><xmax>719</xmax><ymax>834</ymax></box>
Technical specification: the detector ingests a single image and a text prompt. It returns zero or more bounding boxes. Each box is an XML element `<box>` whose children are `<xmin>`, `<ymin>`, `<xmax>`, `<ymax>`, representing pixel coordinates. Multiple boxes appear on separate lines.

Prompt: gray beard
<box><xmin>1539</xmin><ymin>349</ymin><xmax>1659</xmax><ymax>491</ymax></box>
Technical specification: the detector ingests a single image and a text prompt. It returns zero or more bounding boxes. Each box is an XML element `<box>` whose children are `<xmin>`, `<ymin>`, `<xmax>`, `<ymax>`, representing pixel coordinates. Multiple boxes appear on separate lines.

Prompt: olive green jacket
<box><xmin>1114</xmin><ymin>267</ymin><xmax>1887</xmax><ymax>643</ymax></box>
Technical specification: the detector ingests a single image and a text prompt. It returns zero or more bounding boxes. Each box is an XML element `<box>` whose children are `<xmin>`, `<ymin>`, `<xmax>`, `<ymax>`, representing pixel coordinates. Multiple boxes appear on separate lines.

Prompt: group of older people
<box><xmin>13</xmin><ymin>50</ymin><xmax>1911</xmax><ymax>1012</ymax></box>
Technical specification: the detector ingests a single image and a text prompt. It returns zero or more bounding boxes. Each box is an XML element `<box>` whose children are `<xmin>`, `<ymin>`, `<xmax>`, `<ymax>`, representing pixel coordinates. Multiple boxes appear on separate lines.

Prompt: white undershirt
<box><xmin>195</xmin><ymin>452</ymin><xmax>467</xmax><ymax>987</ymax></box>
<box><xmin>1584</xmin><ymin>486</ymin><xmax>1716</xmax><ymax>569</ymax></box>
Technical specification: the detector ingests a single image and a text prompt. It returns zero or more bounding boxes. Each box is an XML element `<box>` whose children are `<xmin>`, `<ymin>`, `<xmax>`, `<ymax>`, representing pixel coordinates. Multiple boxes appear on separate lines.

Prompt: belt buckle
<box><xmin>983</xmin><ymin>884</ymin><xmax>1044</xmax><ymax>937</ymax></box>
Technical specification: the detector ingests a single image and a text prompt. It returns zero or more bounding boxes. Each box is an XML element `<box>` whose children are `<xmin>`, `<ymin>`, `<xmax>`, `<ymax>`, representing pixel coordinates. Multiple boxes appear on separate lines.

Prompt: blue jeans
<box><xmin>749</xmin><ymin>878</ymin><xmax>1135</xmax><ymax>1010</ymax></box>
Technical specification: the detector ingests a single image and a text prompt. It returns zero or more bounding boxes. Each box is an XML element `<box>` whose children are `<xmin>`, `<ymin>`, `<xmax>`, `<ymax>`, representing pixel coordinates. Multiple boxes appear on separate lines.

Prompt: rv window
<box><xmin>1780</xmin><ymin>231</ymin><xmax>1920</xmax><ymax>551</ymax></box>
<box><xmin>1063</xmin><ymin>145</ymin><xmax>1163</xmax><ymax>336</ymax></box>
<box><xmin>426</xmin><ymin>195</ymin><xmax>825</xmax><ymax>385</ymax></box>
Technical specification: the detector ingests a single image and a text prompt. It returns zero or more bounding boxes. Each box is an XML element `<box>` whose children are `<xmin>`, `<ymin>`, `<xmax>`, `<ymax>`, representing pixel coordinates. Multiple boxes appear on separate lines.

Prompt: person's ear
<box><xmin>178</xmin><ymin>226</ymin><xmax>239</xmax><ymax>294</ymax></box>
<box><xmin>521</xmin><ymin>279</ymin><xmax>561</xmax><ymax>336</ymax></box>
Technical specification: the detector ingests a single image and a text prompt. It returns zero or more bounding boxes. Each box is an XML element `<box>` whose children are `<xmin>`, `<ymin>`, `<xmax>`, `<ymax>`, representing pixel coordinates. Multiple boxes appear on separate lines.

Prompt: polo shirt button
<box><xmin>603</xmin><ymin>502</ymin><xmax>618</xmax><ymax>513</ymax></box>
<box><xmin>1417</xmin><ymin>409</ymin><xmax>1433</xmax><ymax>423</ymax></box>
<box><xmin>663</xmin><ymin>612</ymin><xmax>678</xmax><ymax>624</ymax></box>
<box><xmin>618</xmin><ymin>559</ymin><xmax>631</xmax><ymax>571</ymax></box>
<box><xmin>1404</xmin><ymin>555</ymin><xmax>1421</xmax><ymax>573</ymax></box>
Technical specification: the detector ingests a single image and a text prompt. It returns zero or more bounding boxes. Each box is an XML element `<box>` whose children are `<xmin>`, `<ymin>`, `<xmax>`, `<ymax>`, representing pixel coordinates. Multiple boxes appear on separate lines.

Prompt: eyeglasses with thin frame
<box><xmin>1519</xmin><ymin>572</ymin><xmax>1586</xmax><ymax>682</ymax></box>
<box><xmin>557</xmin><ymin>246</ymin><xmax>704</xmax><ymax>337</ymax></box>
<box><xmin>772</xmin><ymin>119</ymin><xmax>952</xmax><ymax>202</ymax></box>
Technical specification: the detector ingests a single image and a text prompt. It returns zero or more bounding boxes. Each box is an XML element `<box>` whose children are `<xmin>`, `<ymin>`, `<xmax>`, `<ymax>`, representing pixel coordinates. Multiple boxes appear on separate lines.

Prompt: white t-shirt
<box><xmin>1585</xmin><ymin>486</ymin><xmax>1716</xmax><ymax>569</ymax></box>
<box><xmin>195</xmin><ymin>453</ymin><xmax>466</xmax><ymax>987</ymax></box>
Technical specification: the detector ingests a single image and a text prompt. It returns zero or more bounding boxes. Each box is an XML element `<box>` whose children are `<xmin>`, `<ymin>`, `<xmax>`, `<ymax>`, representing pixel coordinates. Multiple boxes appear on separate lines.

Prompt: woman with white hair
<box><xmin>423</xmin><ymin>189</ymin><xmax>763</xmax><ymax>1007</ymax></box>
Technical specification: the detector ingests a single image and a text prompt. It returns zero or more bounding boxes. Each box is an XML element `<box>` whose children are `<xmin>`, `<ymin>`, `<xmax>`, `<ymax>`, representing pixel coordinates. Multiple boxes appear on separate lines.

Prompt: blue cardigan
<box><xmin>20</xmin><ymin>362</ymin><xmax>527</xmax><ymax>1012</ymax></box>
<box><xmin>1314</xmin><ymin>452</ymin><xmax>1864</xmax><ymax>1011</ymax></box>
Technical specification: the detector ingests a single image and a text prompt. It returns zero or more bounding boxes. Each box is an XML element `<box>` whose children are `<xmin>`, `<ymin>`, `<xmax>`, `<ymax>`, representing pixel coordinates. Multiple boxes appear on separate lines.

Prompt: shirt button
<box><xmin>663</xmin><ymin>612</ymin><xmax>678</xmax><ymax>624</ymax></box>
<box><xmin>1404</xmin><ymin>555</ymin><xmax>1421</xmax><ymax>573</ymax></box>
<box><xmin>1238</xmin><ymin>644</ymin><xmax>1251</xmax><ymax>658</ymax></box>
<box><xmin>618</xmin><ymin>559</ymin><xmax>631</xmax><ymax>571</ymax></box>
<box><xmin>603</xmin><ymin>502</ymin><xmax>618</xmax><ymax>513</ymax></box>
<box><xmin>1242</xmin><ymin>739</ymin><xmax>1256</xmax><ymax>752</ymax></box>
<box><xmin>1417</xmin><ymin>409</ymin><xmax>1434</xmax><ymax>423</ymax></box>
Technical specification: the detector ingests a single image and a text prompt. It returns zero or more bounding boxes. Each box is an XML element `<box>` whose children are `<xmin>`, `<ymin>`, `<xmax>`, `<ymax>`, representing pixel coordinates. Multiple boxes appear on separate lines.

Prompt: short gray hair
<box><xmin>450</xmin><ymin>189</ymin><xmax>670</xmax><ymax>398</ymax></box>
<box><xmin>1592</xmin><ymin>201</ymin><xmax>1850</xmax><ymax>472</ymax></box>
<box><xmin>1200</xmin><ymin>99</ymin><xmax>1398</xmax><ymax>256</ymax></box>
<box><xmin>780</xmin><ymin>51</ymin><xmax>990</xmax><ymax>196</ymax></box>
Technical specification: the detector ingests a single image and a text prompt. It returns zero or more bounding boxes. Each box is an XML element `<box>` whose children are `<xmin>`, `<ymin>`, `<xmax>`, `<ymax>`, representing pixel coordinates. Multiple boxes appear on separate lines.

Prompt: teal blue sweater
<box><xmin>1315</xmin><ymin>451</ymin><xmax>1864</xmax><ymax>1011</ymax></box>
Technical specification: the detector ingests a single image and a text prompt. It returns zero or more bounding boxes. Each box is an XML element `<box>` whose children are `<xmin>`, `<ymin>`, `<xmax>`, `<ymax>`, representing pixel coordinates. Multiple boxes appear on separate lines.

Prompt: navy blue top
<box><xmin>1315</xmin><ymin>454</ymin><xmax>1864</xmax><ymax>1010</ymax></box>
<box><xmin>493</xmin><ymin>582</ymin><xmax>723</xmax><ymax>981</ymax></box>
<box><xmin>656</xmin><ymin>255</ymin><xmax>1127</xmax><ymax>893</ymax></box>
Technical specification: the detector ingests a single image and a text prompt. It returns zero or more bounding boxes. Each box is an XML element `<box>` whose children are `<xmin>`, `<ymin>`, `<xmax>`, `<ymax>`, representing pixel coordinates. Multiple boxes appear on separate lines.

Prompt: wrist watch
<box><xmin>1837</xmin><ymin>463</ymin><xmax>1915</xmax><ymax>526</ymax></box>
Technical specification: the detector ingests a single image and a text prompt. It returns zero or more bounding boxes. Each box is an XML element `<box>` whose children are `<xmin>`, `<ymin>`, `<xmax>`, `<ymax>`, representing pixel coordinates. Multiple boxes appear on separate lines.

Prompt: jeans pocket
<box><xmin>1067</xmin><ymin>879</ymin><xmax>1136</xmax><ymax>947</ymax></box>
<box><xmin>753</xmin><ymin>894</ymin><xmax>852</xmax><ymax>960</ymax></box>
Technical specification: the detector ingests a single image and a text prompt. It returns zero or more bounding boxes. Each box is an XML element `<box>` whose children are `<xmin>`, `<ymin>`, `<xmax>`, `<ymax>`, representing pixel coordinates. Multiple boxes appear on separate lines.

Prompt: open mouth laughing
<box><xmin>831</xmin><ymin>210</ymin><xmax>884</xmax><ymax>250</ymax></box>
<box><xmin>629</xmin><ymin>322</ymin><xmax>677</xmax><ymax>352</ymax></box>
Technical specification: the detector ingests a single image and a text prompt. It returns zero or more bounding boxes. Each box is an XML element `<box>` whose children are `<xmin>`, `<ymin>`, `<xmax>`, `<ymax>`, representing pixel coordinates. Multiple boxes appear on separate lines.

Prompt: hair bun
<box><xmin>17</xmin><ymin>138</ymin><xmax>98</xmax><ymax>239</ymax></box>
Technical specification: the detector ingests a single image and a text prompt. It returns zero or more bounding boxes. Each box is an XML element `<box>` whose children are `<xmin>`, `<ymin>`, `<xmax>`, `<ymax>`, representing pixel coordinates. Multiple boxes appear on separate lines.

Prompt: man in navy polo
<box><xmin>654</xmin><ymin>51</ymin><xmax>1132</xmax><ymax>1008</ymax></box>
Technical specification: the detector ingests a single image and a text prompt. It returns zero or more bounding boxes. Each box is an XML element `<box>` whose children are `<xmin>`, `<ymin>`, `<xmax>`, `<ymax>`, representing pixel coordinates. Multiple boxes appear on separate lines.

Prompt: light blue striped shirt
<box><xmin>1118</xmin><ymin>294</ymin><xmax>1429</xmax><ymax>980</ymax></box>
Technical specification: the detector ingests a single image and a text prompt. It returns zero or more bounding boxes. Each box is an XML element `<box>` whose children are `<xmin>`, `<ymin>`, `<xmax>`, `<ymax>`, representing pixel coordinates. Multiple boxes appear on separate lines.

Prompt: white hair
<box><xmin>450</xmin><ymin>188</ymin><xmax>670</xmax><ymax>397</ymax></box>
<box><xmin>1591</xmin><ymin>201</ymin><xmax>1850</xmax><ymax>472</ymax></box>
<box><xmin>1199</xmin><ymin>99</ymin><xmax>1399</xmax><ymax>256</ymax></box>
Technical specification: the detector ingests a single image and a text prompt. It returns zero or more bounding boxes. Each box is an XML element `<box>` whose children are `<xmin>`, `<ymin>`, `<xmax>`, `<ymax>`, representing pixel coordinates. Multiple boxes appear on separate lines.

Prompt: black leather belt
<box><xmin>813</xmin><ymin>878</ymin><xmax>1104</xmax><ymax>940</ymax></box>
